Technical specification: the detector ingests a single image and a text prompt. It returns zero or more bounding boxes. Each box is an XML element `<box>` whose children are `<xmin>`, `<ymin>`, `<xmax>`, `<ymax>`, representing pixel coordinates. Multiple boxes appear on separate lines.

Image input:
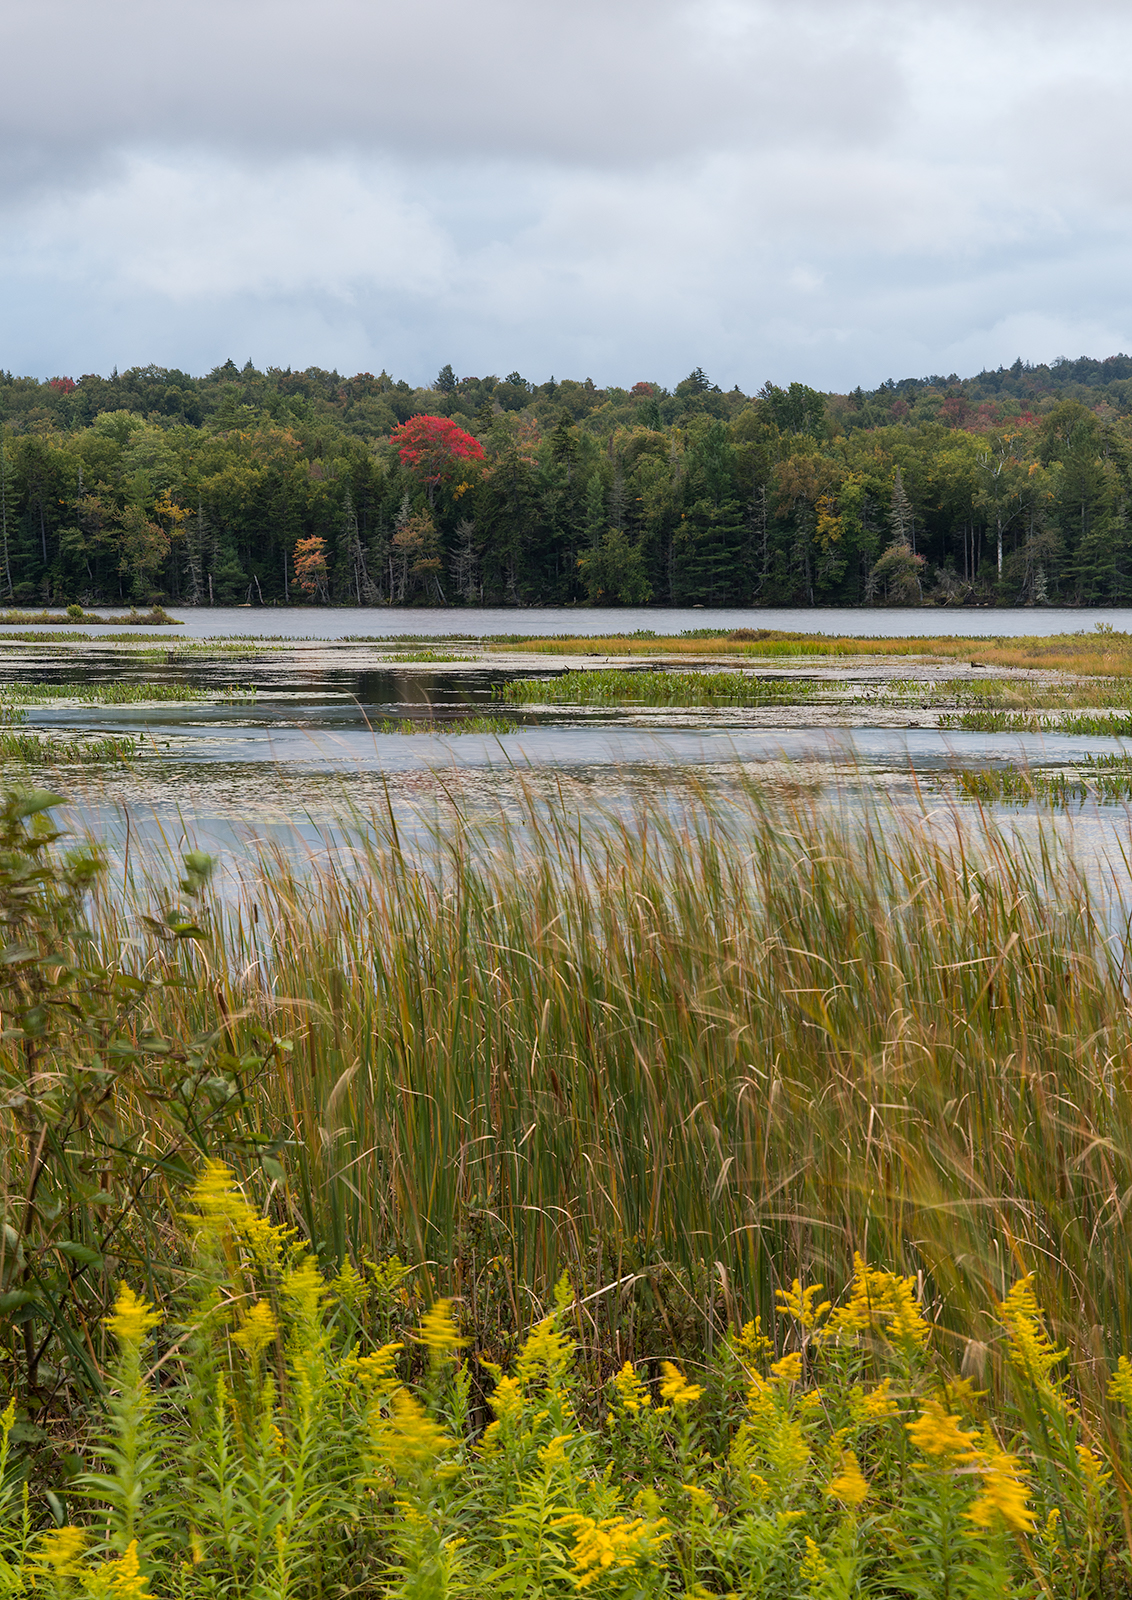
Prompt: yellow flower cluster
<box><xmin>105</xmin><ymin>1285</ymin><xmax>162</xmax><ymax>1347</ymax></box>
<box><xmin>907</xmin><ymin>1402</ymin><xmax>1034</xmax><ymax>1533</ymax></box>
<box><xmin>380</xmin><ymin>1388</ymin><xmax>456</xmax><ymax>1475</ymax></box>
<box><xmin>775</xmin><ymin>1279</ymin><xmax>832</xmax><ymax>1332</ymax></box>
<box><xmin>827</xmin><ymin>1449</ymin><xmax>869</xmax><ymax>1508</ymax></box>
<box><xmin>823</xmin><ymin>1255</ymin><xmax>930</xmax><ymax>1351</ymax></box>
<box><xmin>85</xmin><ymin>1540</ymin><xmax>151</xmax><ymax>1599</ymax></box>
<box><xmin>853</xmin><ymin>1377</ymin><xmax>900</xmax><ymax>1421</ymax></box>
<box><xmin>553</xmin><ymin>1511</ymin><xmax>670</xmax><ymax>1590</ymax></box>
<box><xmin>610</xmin><ymin>1360</ymin><xmax>652</xmax><ymax>1414</ymax></box>
<box><xmin>514</xmin><ymin>1314</ymin><xmax>574</xmax><ymax>1389</ymax></box>
<box><xmin>769</xmin><ymin>1352</ymin><xmax>803</xmax><ymax>1385</ymax></box>
<box><xmin>416</xmin><ymin>1298</ymin><xmax>467</xmax><ymax>1361</ymax></box>
<box><xmin>659</xmin><ymin>1361</ymin><xmax>704</xmax><ymax>1408</ymax></box>
<box><xmin>231</xmin><ymin>1300</ymin><xmax>278</xmax><ymax>1359</ymax></box>
<box><xmin>33</xmin><ymin>1525</ymin><xmax>88</xmax><ymax>1580</ymax></box>
<box><xmin>188</xmin><ymin>1160</ymin><xmax>292</xmax><ymax>1268</ymax></box>
<box><xmin>1108</xmin><ymin>1354</ymin><xmax>1132</xmax><ymax>1406</ymax></box>
<box><xmin>906</xmin><ymin>1399</ymin><xmax>976</xmax><ymax>1457</ymax></box>
<box><xmin>356</xmin><ymin>1341</ymin><xmax>404</xmax><ymax>1397</ymax></box>
<box><xmin>997</xmin><ymin>1275</ymin><xmax>1068</xmax><ymax>1399</ymax></box>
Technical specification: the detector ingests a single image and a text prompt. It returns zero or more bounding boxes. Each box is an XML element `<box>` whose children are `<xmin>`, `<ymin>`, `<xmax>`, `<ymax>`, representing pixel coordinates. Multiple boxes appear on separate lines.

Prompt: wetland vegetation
<box><xmin>4</xmin><ymin>624</ymin><xmax>1132</xmax><ymax>1594</ymax></box>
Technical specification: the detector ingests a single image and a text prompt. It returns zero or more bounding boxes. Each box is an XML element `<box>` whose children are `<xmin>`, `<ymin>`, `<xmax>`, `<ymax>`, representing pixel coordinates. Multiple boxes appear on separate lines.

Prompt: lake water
<box><xmin>8</xmin><ymin>604</ymin><xmax>1132</xmax><ymax>640</ymax></box>
<box><xmin>6</xmin><ymin>621</ymin><xmax>1132</xmax><ymax>893</ymax></box>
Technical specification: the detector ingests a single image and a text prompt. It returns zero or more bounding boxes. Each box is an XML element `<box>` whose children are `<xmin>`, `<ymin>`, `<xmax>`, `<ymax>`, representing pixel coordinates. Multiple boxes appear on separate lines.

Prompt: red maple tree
<box><xmin>391</xmin><ymin>414</ymin><xmax>485</xmax><ymax>498</ymax></box>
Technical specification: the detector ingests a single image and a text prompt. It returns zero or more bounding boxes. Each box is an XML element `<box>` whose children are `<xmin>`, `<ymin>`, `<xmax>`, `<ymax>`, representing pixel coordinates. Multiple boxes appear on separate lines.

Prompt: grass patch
<box><xmin>373</xmin><ymin>713</ymin><xmax>513</xmax><ymax>734</ymax></box>
<box><xmin>0</xmin><ymin>605</ymin><xmax>180</xmax><ymax>626</ymax></box>
<box><xmin>499</xmin><ymin>667</ymin><xmax>822</xmax><ymax>707</ymax></box>
<box><xmin>0</xmin><ymin>730</ymin><xmax>138</xmax><ymax>763</ymax></box>
<box><xmin>497</xmin><ymin>623</ymin><xmax>1132</xmax><ymax>676</ymax></box>
<box><xmin>0</xmin><ymin>680</ymin><xmax>206</xmax><ymax>705</ymax></box>
<box><xmin>940</xmin><ymin>707</ymin><xmax>1132</xmax><ymax>734</ymax></box>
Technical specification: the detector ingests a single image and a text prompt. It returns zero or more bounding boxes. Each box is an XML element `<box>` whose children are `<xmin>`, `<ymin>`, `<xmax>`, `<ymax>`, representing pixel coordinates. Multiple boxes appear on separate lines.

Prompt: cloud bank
<box><xmin>2</xmin><ymin>0</ymin><xmax>1131</xmax><ymax>389</ymax></box>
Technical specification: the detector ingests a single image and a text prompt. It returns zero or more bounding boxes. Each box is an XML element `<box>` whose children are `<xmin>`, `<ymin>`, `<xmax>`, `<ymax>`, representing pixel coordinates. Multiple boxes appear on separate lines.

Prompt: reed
<box><xmin>96</xmin><ymin>780</ymin><xmax>1132</xmax><ymax>1388</ymax></box>
<box><xmin>10</xmin><ymin>780</ymin><xmax>1132</xmax><ymax>1414</ymax></box>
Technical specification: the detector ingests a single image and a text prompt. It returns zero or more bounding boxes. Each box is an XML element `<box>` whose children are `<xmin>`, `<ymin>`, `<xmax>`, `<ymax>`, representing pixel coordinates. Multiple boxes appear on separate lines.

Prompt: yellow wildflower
<box><xmin>997</xmin><ymin>1275</ymin><xmax>1067</xmax><ymax>1395</ymax></box>
<box><xmin>281</xmin><ymin>1256</ymin><xmax>327</xmax><ymax>1324</ymax></box>
<box><xmin>610</xmin><ymin>1360</ymin><xmax>652</xmax><ymax>1415</ymax></box>
<box><xmin>764</xmin><ymin>1414</ymin><xmax>810</xmax><ymax>1479</ymax></box>
<box><xmin>801</xmin><ymin>1536</ymin><xmax>827</xmax><ymax>1585</ymax></box>
<box><xmin>231</xmin><ymin>1300</ymin><xmax>277</xmax><ymax>1360</ymax></box>
<box><xmin>514</xmin><ymin>1314</ymin><xmax>573</xmax><ymax>1388</ymax></box>
<box><xmin>966</xmin><ymin>1444</ymin><xmax>1035</xmax><ymax>1535</ymax></box>
<box><xmin>415</xmin><ymin>1298</ymin><xmax>466</xmax><ymax>1361</ymax></box>
<box><xmin>331</xmin><ymin>1259</ymin><xmax>367</xmax><ymax>1309</ymax></box>
<box><xmin>552</xmin><ymin>1511</ymin><xmax>670</xmax><ymax>1590</ymax></box>
<box><xmin>1076</xmin><ymin>1444</ymin><xmax>1111</xmax><ymax>1489</ymax></box>
<box><xmin>776</xmin><ymin>1279</ymin><xmax>831</xmax><ymax>1331</ymax></box>
<box><xmin>770</xmin><ymin>1351</ymin><xmax>803</xmax><ymax>1384</ymax></box>
<box><xmin>188</xmin><ymin>1160</ymin><xmax>291</xmax><ymax>1267</ymax></box>
<box><xmin>380</xmin><ymin>1388</ymin><xmax>455</xmax><ymax>1475</ymax></box>
<box><xmin>827</xmin><ymin>1449</ymin><xmax>869</xmax><ymax>1508</ymax></box>
<box><xmin>658</xmin><ymin>1360</ymin><xmax>703</xmax><ymax>1408</ymax></box>
<box><xmin>33</xmin><ymin>1525</ymin><xmax>88</xmax><ymax>1580</ymax></box>
<box><xmin>906</xmin><ymin>1399</ymin><xmax>977</xmax><ymax>1458</ymax></box>
<box><xmin>105</xmin><ymin>1285</ymin><xmax>162</xmax><ymax>1347</ymax></box>
<box><xmin>1109</xmin><ymin>1355</ymin><xmax>1132</xmax><ymax>1406</ymax></box>
<box><xmin>682</xmin><ymin>1482</ymin><xmax>712</xmax><ymax>1510</ymax></box>
<box><xmin>488</xmin><ymin>1373</ymin><xmax>524</xmax><ymax>1423</ymax></box>
<box><xmin>734</xmin><ymin>1316</ymin><xmax>773</xmax><ymax>1364</ymax></box>
<box><xmin>355</xmin><ymin>1342</ymin><xmax>404</xmax><ymax>1396</ymax></box>
<box><xmin>538</xmin><ymin>1433</ymin><xmax>573</xmax><ymax>1471</ymax></box>
<box><xmin>859</xmin><ymin>1378</ymin><xmax>900</xmax><ymax>1420</ymax></box>
<box><xmin>85</xmin><ymin>1539</ymin><xmax>151</xmax><ymax>1599</ymax></box>
<box><xmin>746</xmin><ymin>1370</ymin><xmax>777</xmax><ymax>1421</ymax></box>
<box><xmin>822</xmin><ymin>1255</ymin><xmax>930</xmax><ymax>1351</ymax></box>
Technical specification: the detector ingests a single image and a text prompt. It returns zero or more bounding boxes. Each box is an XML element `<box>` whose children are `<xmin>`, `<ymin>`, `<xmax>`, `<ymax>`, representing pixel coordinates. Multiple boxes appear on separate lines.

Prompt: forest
<box><xmin>2</xmin><ymin>352</ymin><xmax>1132</xmax><ymax>607</ymax></box>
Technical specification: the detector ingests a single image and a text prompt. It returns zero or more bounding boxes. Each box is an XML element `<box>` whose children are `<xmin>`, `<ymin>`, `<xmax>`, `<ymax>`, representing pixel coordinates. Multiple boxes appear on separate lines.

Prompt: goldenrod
<box><xmin>827</xmin><ymin>1449</ymin><xmax>869</xmax><ymax>1508</ymax></box>
<box><xmin>105</xmin><ymin>1285</ymin><xmax>162</xmax><ymax>1346</ymax></box>
<box><xmin>610</xmin><ymin>1360</ymin><xmax>652</xmax><ymax>1415</ymax></box>
<box><xmin>415</xmin><ymin>1298</ymin><xmax>466</xmax><ymax>1360</ymax></box>
<box><xmin>659</xmin><ymin>1361</ymin><xmax>703</xmax><ymax>1408</ymax></box>
<box><xmin>906</xmin><ymin>1399</ymin><xmax>977</xmax><ymax>1457</ymax></box>
<box><xmin>231</xmin><ymin>1300</ymin><xmax>277</xmax><ymax>1359</ymax></box>
<box><xmin>770</xmin><ymin>1352</ymin><xmax>803</xmax><ymax>1385</ymax></box>
<box><xmin>775</xmin><ymin>1280</ymin><xmax>831</xmax><ymax>1332</ymax></box>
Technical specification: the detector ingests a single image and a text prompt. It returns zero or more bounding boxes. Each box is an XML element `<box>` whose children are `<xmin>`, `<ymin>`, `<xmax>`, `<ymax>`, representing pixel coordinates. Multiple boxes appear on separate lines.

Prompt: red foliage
<box><xmin>630</xmin><ymin>382</ymin><xmax>657</xmax><ymax>398</ymax></box>
<box><xmin>391</xmin><ymin>414</ymin><xmax>485</xmax><ymax>487</ymax></box>
<box><xmin>48</xmin><ymin>377</ymin><xmax>76</xmax><ymax>394</ymax></box>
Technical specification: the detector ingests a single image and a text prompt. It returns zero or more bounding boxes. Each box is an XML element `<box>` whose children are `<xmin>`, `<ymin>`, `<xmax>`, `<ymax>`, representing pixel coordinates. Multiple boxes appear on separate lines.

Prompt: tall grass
<box><xmin>80</xmin><ymin>781</ymin><xmax>1131</xmax><ymax>1390</ymax></box>
<box><xmin>11</xmin><ymin>781</ymin><xmax>1132</xmax><ymax>1410</ymax></box>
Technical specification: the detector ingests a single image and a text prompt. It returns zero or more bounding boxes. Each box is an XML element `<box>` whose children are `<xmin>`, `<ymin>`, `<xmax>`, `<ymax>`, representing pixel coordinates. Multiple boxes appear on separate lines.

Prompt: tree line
<box><xmin>1</xmin><ymin>356</ymin><xmax>1132</xmax><ymax>607</ymax></box>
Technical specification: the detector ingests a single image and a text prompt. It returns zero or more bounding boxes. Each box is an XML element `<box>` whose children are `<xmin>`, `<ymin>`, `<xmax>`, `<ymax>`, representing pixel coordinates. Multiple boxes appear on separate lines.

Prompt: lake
<box><xmin>6</xmin><ymin>604</ymin><xmax>1132</xmax><ymax>640</ymax></box>
<box><xmin>3</xmin><ymin>617</ymin><xmax>1132</xmax><ymax>904</ymax></box>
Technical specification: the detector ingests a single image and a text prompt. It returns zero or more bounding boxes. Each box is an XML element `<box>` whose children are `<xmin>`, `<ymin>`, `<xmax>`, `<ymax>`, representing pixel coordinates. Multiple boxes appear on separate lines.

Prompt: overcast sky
<box><xmin>2</xmin><ymin>0</ymin><xmax>1131</xmax><ymax>392</ymax></box>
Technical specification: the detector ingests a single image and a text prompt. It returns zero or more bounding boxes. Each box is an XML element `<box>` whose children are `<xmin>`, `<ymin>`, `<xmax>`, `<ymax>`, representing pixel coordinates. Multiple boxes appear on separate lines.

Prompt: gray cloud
<box><xmin>1</xmin><ymin>0</ymin><xmax>1131</xmax><ymax>388</ymax></box>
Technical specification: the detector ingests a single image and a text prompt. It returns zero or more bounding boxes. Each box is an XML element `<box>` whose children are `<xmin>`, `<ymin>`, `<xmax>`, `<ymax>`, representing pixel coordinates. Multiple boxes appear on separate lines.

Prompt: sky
<box><xmin>2</xmin><ymin>0</ymin><xmax>1132</xmax><ymax>394</ymax></box>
